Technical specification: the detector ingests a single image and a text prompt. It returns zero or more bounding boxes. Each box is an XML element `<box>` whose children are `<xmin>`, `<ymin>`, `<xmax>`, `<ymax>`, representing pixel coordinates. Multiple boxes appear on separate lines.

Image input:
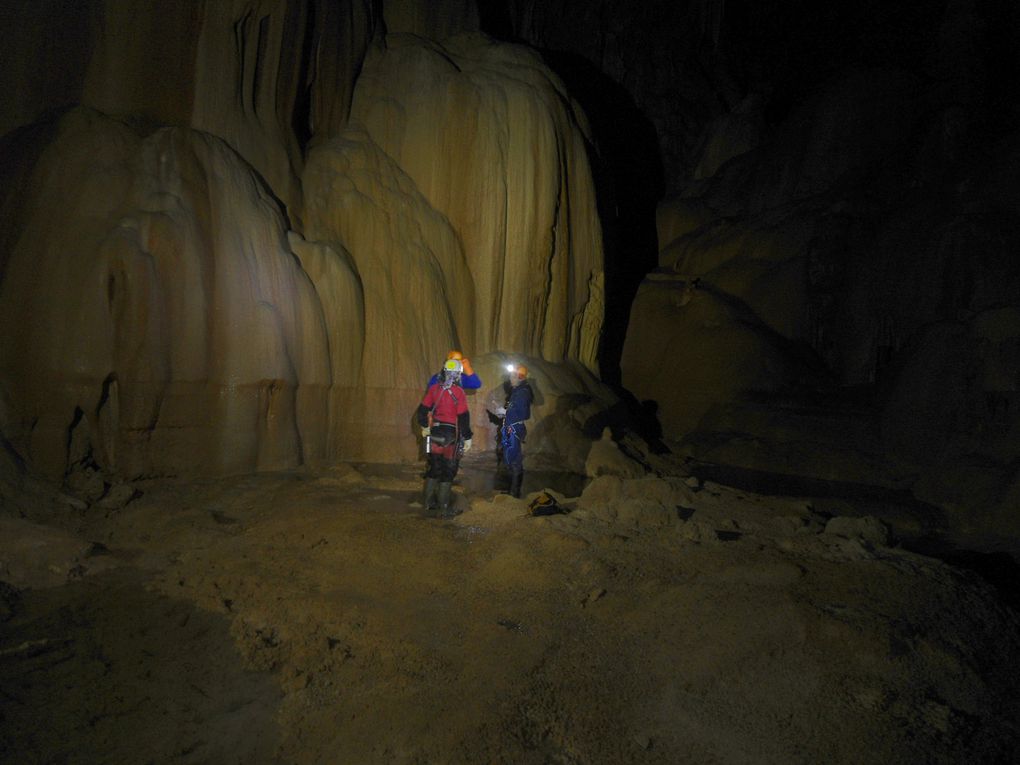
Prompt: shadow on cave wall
<box><xmin>477</xmin><ymin>6</ymin><xmax>670</xmax><ymax>436</ymax></box>
<box><xmin>528</xmin><ymin>49</ymin><xmax>664</xmax><ymax>388</ymax></box>
<box><xmin>0</xmin><ymin>112</ymin><xmax>64</xmax><ymax>286</ymax></box>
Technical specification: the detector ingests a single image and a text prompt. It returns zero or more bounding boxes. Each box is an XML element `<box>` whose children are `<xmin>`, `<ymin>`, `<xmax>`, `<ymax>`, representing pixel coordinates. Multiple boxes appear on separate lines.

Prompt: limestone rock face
<box><xmin>622</xmin><ymin>63</ymin><xmax>1018</xmax><ymax>450</ymax></box>
<box><xmin>655</xmin><ymin>198</ymin><xmax>715</xmax><ymax>259</ymax></box>
<box><xmin>619</xmin><ymin>32</ymin><xmax>1020</xmax><ymax>540</ymax></box>
<box><xmin>382</xmin><ymin>0</ymin><xmax>479</xmax><ymax>39</ymax></box>
<box><xmin>619</xmin><ymin>73</ymin><xmax>921</xmax><ymax>439</ymax></box>
<box><xmin>185</xmin><ymin>0</ymin><xmax>313</xmax><ymax>221</ymax></box>
<box><xmin>350</xmin><ymin>33</ymin><xmax>605</xmax><ymax>370</ymax></box>
<box><xmin>690</xmin><ymin>94</ymin><xmax>765</xmax><ymax>181</ymax></box>
<box><xmin>621</xmin><ymin>271</ymin><xmax>825</xmax><ymax>436</ymax></box>
<box><xmin>0</xmin><ymin>2</ymin><xmax>96</xmax><ymax>140</ymax></box>
<box><xmin>499</xmin><ymin>0</ymin><xmax>731</xmax><ymax>193</ymax></box>
<box><xmin>704</xmin><ymin>69</ymin><xmax>922</xmax><ymax>216</ymax></box>
<box><xmin>294</xmin><ymin>31</ymin><xmax>606</xmax><ymax>460</ymax></box>
<box><xmin>1</xmin><ymin>1</ymin><xmax>378</xmax><ymax>223</ymax></box>
<box><xmin>302</xmin><ymin>125</ymin><xmax>472</xmax><ymax>461</ymax></box>
<box><xmin>0</xmin><ymin>5</ymin><xmax>611</xmax><ymax>478</ymax></box>
<box><xmin>0</xmin><ymin>109</ymin><xmax>334</xmax><ymax>477</ymax></box>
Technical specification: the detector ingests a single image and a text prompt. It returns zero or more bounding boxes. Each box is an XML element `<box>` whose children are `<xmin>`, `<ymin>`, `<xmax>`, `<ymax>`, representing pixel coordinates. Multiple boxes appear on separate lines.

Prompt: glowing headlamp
<box><xmin>505</xmin><ymin>363</ymin><xmax>516</xmax><ymax>373</ymax></box>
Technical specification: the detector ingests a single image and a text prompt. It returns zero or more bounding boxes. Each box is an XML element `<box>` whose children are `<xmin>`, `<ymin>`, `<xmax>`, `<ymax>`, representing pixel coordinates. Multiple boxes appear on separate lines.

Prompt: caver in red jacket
<box><xmin>417</xmin><ymin>379</ymin><xmax>473</xmax><ymax>472</ymax></box>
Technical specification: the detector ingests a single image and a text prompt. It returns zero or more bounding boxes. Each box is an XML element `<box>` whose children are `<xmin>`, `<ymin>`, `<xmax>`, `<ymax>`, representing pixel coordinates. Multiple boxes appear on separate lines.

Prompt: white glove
<box><xmin>421</xmin><ymin>426</ymin><xmax>430</xmax><ymax>437</ymax></box>
<box><xmin>494</xmin><ymin>406</ymin><xmax>506</xmax><ymax>417</ymax></box>
<box><xmin>463</xmin><ymin>438</ymin><xmax>472</xmax><ymax>452</ymax></box>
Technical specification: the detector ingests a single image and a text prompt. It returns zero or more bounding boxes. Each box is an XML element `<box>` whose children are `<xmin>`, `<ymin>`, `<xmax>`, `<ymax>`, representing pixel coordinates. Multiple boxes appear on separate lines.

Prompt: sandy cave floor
<box><xmin>2</xmin><ymin>452</ymin><xmax>1020</xmax><ymax>765</ymax></box>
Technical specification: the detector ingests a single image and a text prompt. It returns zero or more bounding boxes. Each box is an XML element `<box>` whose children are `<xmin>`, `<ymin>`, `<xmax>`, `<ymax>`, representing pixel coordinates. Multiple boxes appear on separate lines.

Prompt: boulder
<box><xmin>0</xmin><ymin>517</ymin><xmax>114</xmax><ymax>589</ymax></box>
<box><xmin>576</xmin><ymin>475</ymin><xmax>695</xmax><ymax>530</ymax></box>
<box><xmin>585</xmin><ymin>427</ymin><xmax>646</xmax><ymax>479</ymax></box>
<box><xmin>823</xmin><ymin>515</ymin><xmax>891</xmax><ymax>547</ymax></box>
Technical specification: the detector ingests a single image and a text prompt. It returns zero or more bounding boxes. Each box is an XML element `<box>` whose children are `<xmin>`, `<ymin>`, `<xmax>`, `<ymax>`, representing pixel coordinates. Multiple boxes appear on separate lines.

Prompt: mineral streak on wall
<box><xmin>0</xmin><ymin>1</ymin><xmax>605</xmax><ymax>477</ymax></box>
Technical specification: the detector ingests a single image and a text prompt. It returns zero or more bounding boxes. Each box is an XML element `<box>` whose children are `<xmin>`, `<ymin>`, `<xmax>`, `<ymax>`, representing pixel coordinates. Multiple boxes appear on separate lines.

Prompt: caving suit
<box><xmin>501</xmin><ymin>380</ymin><xmax>533</xmax><ymax>498</ymax></box>
<box><xmin>417</xmin><ymin>375</ymin><xmax>473</xmax><ymax>515</ymax></box>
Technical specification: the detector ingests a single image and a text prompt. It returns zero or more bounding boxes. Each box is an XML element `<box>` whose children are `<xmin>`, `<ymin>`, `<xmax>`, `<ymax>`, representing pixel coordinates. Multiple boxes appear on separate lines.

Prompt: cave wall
<box><xmin>622</xmin><ymin>4</ymin><xmax>1020</xmax><ymax>451</ymax></box>
<box><xmin>5</xmin><ymin>0</ymin><xmax>1019</xmax><ymax>510</ymax></box>
<box><xmin>1</xmin><ymin>0</ymin><xmax>379</xmax><ymax>223</ymax></box>
<box><xmin>348</xmin><ymin>33</ymin><xmax>603</xmax><ymax>364</ymax></box>
<box><xmin>0</xmin><ymin>110</ymin><xmax>335</xmax><ymax>477</ymax></box>
<box><xmin>615</xmin><ymin>2</ymin><xmax>1020</xmax><ymax>525</ymax></box>
<box><xmin>0</xmin><ymin>0</ymin><xmax>606</xmax><ymax>478</ymax></box>
<box><xmin>483</xmin><ymin>0</ymin><xmax>1020</xmax><ymax>526</ymax></box>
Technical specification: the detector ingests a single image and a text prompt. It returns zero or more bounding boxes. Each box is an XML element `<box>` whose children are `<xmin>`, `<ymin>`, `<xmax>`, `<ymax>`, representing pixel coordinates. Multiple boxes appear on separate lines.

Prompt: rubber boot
<box><xmin>423</xmin><ymin>478</ymin><xmax>439</xmax><ymax>515</ymax></box>
<box><xmin>437</xmin><ymin>482</ymin><xmax>454</xmax><ymax>517</ymax></box>
<box><xmin>509</xmin><ymin>471</ymin><xmax>524</xmax><ymax>499</ymax></box>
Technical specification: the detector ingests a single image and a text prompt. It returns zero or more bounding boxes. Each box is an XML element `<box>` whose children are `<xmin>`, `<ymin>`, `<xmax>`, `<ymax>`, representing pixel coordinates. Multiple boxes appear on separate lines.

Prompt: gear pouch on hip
<box><xmin>429</xmin><ymin>422</ymin><xmax>457</xmax><ymax>447</ymax></box>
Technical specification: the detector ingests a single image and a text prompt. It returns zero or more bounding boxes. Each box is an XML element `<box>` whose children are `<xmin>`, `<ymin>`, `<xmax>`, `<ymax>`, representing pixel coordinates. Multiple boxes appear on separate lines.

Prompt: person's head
<box><xmin>505</xmin><ymin>362</ymin><xmax>528</xmax><ymax>386</ymax></box>
<box><xmin>443</xmin><ymin>358</ymin><xmax>463</xmax><ymax>383</ymax></box>
<box><xmin>447</xmin><ymin>350</ymin><xmax>463</xmax><ymax>362</ymax></box>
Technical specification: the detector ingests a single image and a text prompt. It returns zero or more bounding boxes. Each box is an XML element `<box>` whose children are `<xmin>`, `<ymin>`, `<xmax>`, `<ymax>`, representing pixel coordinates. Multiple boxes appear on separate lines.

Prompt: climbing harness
<box><xmin>501</xmin><ymin>419</ymin><xmax>525</xmax><ymax>467</ymax></box>
<box><xmin>428</xmin><ymin>384</ymin><xmax>460</xmax><ymax>450</ymax></box>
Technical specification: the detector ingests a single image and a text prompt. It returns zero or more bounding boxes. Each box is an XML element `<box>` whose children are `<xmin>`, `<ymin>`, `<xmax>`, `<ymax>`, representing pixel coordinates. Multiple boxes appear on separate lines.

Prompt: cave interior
<box><xmin>1</xmin><ymin>1</ymin><xmax>1019</xmax><ymax>763</ymax></box>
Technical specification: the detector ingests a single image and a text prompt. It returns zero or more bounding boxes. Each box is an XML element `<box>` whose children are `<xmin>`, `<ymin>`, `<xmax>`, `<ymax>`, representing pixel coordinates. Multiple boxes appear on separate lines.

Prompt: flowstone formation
<box><xmin>347</xmin><ymin>33</ymin><xmax>604</xmax><ymax>365</ymax></box>
<box><xmin>0</xmin><ymin>3</ymin><xmax>605</xmax><ymax>479</ymax></box>
<box><xmin>0</xmin><ymin>110</ymin><xmax>334</xmax><ymax>477</ymax></box>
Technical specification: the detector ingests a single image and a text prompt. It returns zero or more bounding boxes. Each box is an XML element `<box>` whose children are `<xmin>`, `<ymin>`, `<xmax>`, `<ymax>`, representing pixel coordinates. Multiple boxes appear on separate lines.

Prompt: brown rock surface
<box><xmin>1</xmin><ymin>1</ymin><xmax>379</xmax><ymax>222</ymax></box>
<box><xmin>621</xmin><ymin>61</ymin><xmax>1020</xmax><ymax>540</ymax></box>
<box><xmin>350</xmin><ymin>32</ymin><xmax>604</xmax><ymax>367</ymax></box>
<box><xmin>2</xmin><ymin>457</ymin><xmax>1017</xmax><ymax>763</ymax></box>
<box><xmin>0</xmin><ymin>108</ymin><xmax>331</xmax><ymax>478</ymax></box>
<box><xmin>620</xmin><ymin>270</ymin><xmax>822</xmax><ymax>437</ymax></box>
<box><xmin>0</xmin><ymin>12</ymin><xmax>607</xmax><ymax>478</ymax></box>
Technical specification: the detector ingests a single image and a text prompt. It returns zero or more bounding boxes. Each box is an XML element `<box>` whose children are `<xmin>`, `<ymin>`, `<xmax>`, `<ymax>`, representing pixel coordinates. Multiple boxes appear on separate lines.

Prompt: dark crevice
<box><xmin>531</xmin><ymin>48</ymin><xmax>663</xmax><ymax>385</ymax></box>
<box><xmin>65</xmin><ymin>406</ymin><xmax>85</xmax><ymax>465</ymax></box>
<box><xmin>97</xmin><ymin>374</ymin><xmax>117</xmax><ymax>416</ymax></box>
<box><xmin>252</xmin><ymin>15</ymin><xmax>270</xmax><ymax>116</ymax></box>
<box><xmin>291</xmin><ymin>0</ymin><xmax>317</xmax><ymax>152</ymax></box>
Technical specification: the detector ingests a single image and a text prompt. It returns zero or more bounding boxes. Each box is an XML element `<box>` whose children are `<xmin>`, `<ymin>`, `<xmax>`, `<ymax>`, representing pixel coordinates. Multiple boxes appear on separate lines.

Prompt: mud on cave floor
<box><xmin>2</xmin><ymin>454</ymin><xmax>1020</xmax><ymax>764</ymax></box>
